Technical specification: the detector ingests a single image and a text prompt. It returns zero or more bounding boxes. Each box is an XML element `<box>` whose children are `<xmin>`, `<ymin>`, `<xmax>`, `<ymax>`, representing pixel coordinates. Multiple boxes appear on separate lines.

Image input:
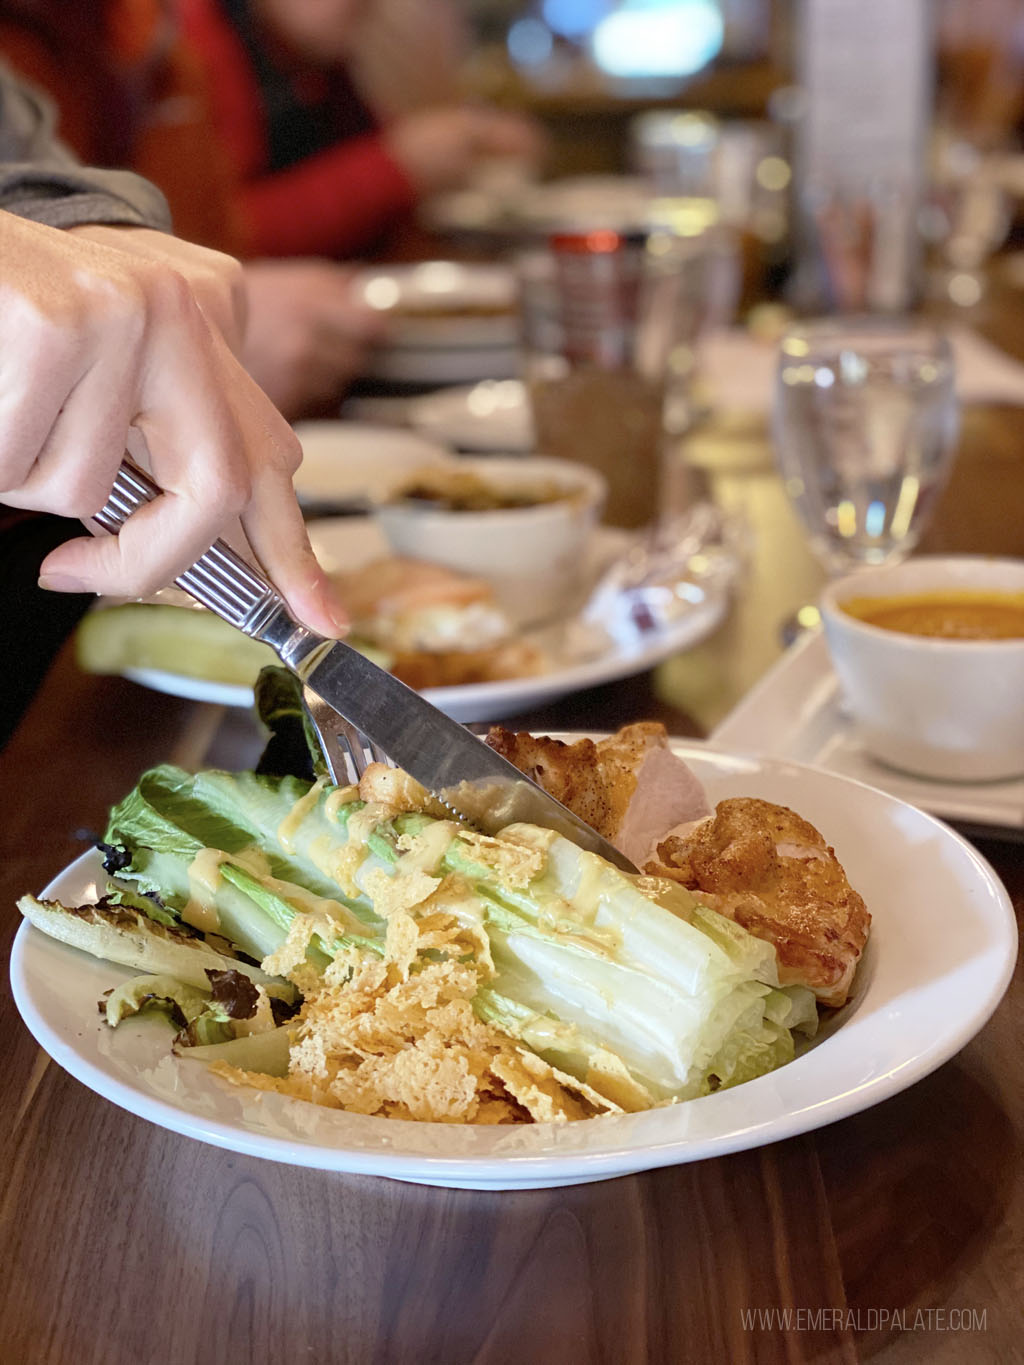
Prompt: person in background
<box><xmin>179</xmin><ymin>0</ymin><xmax>542</xmax><ymax>260</ymax></box>
<box><xmin>0</xmin><ymin>60</ymin><xmax>347</xmax><ymax>744</ymax></box>
<box><xmin>0</xmin><ymin>0</ymin><xmax>385</xmax><ymax>418</ymax></box>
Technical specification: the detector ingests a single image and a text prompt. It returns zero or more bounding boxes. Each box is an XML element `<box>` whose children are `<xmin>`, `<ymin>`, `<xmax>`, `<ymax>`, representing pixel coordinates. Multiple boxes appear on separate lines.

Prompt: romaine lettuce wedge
<box><xmin>27</xmin><ymin>744</ymin><xmax>821</xmax><ymax>1115</ymax></box>
<box><xmin>103</xmin><ymin>764</ymin><xmax>386</xmax><ymax>961</ymax></box>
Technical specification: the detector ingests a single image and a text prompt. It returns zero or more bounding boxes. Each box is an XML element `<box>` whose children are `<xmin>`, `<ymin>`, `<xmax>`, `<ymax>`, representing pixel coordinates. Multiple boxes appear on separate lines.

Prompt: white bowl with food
<box><xmin>291</xmin><ymin>421</ymin><xmax>455</xmax><ymax>511</ymax></box>
<box><xmin>819</xmin><ymin>555</ymin><xmax>1024</xmax><ymax>781</ymax></box>
<box><xmin>356</xmin><ymin>261</ymin><xmax>521</xmax><ymax>384</ymax></box>
<box><xmin>373</xmin><ymin>456</ymin><xmax>607</xmax><ymax>627</ymax></box>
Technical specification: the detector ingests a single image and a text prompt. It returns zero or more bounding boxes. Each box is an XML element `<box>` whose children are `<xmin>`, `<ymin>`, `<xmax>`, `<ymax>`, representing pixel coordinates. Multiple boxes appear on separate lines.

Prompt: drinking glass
<box><xmin>773</xmin><ymin>317</ymin><xmax>960</xmax><ymax>578</ymax></box>
<box><xmin>518</xmin><ymin>228</ymin><xmax>726</xmax><ymax>530</ymax></box>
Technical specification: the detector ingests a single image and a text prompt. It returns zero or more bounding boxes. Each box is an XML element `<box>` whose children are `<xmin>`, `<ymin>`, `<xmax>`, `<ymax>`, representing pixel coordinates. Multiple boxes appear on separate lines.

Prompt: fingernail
<box><xmin>318</xmin><ymin>581</ymin><xmax>349</xmax><ymax>636</ymax></box>
<box><xmin>38</xmin><ymin>572</ymin><xmax>88</xmax><ymax>593</ymax></box>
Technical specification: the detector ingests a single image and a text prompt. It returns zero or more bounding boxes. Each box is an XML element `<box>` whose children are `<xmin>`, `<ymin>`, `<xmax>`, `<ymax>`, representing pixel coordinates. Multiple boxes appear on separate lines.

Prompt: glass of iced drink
<box><xmin>519</xmin><ymin>229</ymin><xmax>715</xmax><ymax>530</ymax></box>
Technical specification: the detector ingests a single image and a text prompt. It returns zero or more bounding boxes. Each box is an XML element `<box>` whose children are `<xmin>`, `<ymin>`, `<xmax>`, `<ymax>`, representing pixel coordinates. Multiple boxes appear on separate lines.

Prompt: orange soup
<box><xmin>841</xmin><ymin>590</ymin><xmax>1024</xmax><ymax>640</ymax></box>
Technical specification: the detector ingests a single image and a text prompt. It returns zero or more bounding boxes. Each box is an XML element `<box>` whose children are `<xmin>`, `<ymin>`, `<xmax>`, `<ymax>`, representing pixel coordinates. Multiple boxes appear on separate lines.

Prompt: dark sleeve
<box><xmin>0</xmin><ymin>512</ymin><xmax>93</xmax><ymax>750</ymax></box>
<box><xmin>0</xmin><ymin>58</ymin><xmax>172</xmax><ymax>230</ymax></box>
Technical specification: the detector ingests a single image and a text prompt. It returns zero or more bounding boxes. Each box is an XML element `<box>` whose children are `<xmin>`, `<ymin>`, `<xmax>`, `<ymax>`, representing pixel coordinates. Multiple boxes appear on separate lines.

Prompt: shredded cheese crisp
<box><xmin>209</xmin><ymin>766</ymin><xmax>629</xmax><ymax>1124</ymax></box>
<box><xmin>213</xmin><ymin>899</ymin><xmax>622</xmax><ymax>1123</ymax></box>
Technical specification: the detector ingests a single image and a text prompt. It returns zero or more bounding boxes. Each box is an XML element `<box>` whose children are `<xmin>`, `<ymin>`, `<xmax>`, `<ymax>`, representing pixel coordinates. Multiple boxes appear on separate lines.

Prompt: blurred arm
<box><xmin>0</xmin><ymin>57</ymin><xmax>171</xmax><ymax>230</ymax></box>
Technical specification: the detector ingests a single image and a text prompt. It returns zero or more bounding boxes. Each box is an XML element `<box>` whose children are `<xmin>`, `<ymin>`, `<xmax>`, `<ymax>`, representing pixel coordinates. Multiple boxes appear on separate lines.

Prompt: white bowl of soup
<box><xmin>374</xmin><ymin>456</ymin><xmax>606</xmax><ymax>628</ymax></box>
<box><xmin>819</xmin><ymin>556</ymin><xmax>1024</xmax><ymax>781</ymax></box>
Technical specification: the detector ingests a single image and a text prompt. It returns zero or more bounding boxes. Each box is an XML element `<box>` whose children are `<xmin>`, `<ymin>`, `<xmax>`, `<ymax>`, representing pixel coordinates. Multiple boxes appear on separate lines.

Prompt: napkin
<box><xmin>698</xmin><ymin>325</ymin><xmax>1024</xmax><ymax>415</ymax></box>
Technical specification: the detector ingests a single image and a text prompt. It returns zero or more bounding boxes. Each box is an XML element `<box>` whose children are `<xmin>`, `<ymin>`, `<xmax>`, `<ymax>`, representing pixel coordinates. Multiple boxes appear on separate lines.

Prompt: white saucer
<box><xmin>406</xmin><ymin>381</ymin><xmax>534</xmax><ymax>452</ymax></box>
<box><xmin>711</xmin><ymin>629</ymin><xmax>1024</xmax><ymax>832</ymax></box>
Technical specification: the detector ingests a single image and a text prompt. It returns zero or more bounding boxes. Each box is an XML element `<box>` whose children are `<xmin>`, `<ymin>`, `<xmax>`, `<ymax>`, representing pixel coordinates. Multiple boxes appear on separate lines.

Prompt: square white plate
<box><xmin>711</xmin><ymin>630</ymin><xmax>1024</xmax><ymax>832</ymax></box>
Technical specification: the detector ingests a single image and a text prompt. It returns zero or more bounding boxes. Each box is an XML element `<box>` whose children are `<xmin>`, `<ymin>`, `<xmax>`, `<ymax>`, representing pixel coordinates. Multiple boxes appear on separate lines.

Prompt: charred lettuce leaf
<box><xmin>253</xmin><ymin>666</ymin><xmax>325</xmax><ymax>781</ymax></box>
<box><xmin>18</xmin><ymin>895</ymin><xmax>297</xmax><ymax>1001</ymax></box>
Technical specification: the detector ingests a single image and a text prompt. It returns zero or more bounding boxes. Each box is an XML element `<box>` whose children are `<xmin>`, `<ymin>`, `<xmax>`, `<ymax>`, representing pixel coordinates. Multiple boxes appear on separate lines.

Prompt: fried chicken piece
<box><xmin>390</xmin><ymin>638</ymin><xmax>545</xmax><ymax>690</ymax></box>
<box><xmin>485</xmin><ymin>723</ymin><xmax>709</xmax><ymax>867</ymax></box>
<box><xmin>332</xmin><ymin>556</ymin><xmax>510</xmax><ymax>654</ymax></box>
<box><xmin>648</xmin><ymin>798</ymin><xmax>870</xmax><ymax>1007</ymax></box>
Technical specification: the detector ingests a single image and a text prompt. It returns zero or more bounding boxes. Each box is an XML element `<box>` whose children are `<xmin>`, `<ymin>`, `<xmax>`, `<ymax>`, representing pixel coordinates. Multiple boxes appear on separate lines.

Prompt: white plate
<box><xmin>292</xmin><ymin>422</ymin><xmax>455</xmax><ymax>506</ymax></box>
<box><xmin>11</xmin><ymin>743</ymin><xmax>1016</xmax><ymax>1188</ymax></box>
<box><xmin>361</xmin><ymin>342</ymin><xmax>521</xmax><ymax>387</ymax></box>
<box><xmin>711</xmin><ymin>629</ymin><xmax>1024</xmax><ymax>831</ymax></box>
<box><xmin>406</xmin><ymin>380</ymin><xmax>534</xmax><ymax>453</ymax></box>
<box><xmin>356</xmin><ymin>262</ymin><xmax>521</xmax><ymax>385</ymax></box>
<box><xmin>515</xmin><ymin>175</ymin><xmax>655</xmax><ymax>232</ymax></box>
<box><xmin>124</xmin><ymin>521</ymin><xmax>729</xmax><ymax>722</ymax></box>
<box><xmin>424</xmin><ymin>174</ymin><xmax>655</xmax><ymax>238</ymax></box>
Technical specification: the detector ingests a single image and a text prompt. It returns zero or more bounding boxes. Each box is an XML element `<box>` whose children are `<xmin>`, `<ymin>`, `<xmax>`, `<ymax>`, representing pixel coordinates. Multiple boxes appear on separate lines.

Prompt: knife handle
<box><xmin>95</xmin><ymin>459</ymin><xmax>328</xmax><ymax>670</ymax></box>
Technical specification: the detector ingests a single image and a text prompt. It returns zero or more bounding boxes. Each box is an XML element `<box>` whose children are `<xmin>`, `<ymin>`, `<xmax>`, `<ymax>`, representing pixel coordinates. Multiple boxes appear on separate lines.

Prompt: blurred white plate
<box><xmin>122</xmin><ymin>519</ymin><xmax>729</xmax><ymax>723</ymax></box>
<box><xmin>362</xmin><ymin>343</ymin><xmax>521</xmax><ymax>387</ymax></box>
<box><xmin>517</xmin><ymin>175</ymin><xmax>654</xmax><ymax>232</ymax></box>
<box><xmin>407</xmin><ymin>380</ymin><xmax>534</xmax><ymax>452</ymax></box>
<box><xmin>291</xmin><ymin>421</ymin><xmax>455</xmax><ymax>507</ymax></box>
<box><xmin>11</xmin><ymin>744</ymin><xmax>1016</xmax><ymax>1188</ymax></box>
<box><xmin>711</xmin><ymin>629</ymin><xmax>1024</xmax><ymax>831</ymax></box>
<box><xmin>424</xmin><ymin>174</ymin><xmax>654</xmax><ymax>237</ymax></box>
<box><xmin>356</xmin><ymin>261</ymin><xmax>521</xmax><ymax>384</ymax></box>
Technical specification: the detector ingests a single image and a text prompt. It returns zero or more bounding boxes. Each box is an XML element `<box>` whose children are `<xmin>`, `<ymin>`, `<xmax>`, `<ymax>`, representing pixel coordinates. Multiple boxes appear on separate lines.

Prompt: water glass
<box><xmin>773</xmin><ymin>318</ymin><xmax>959</xmax><ymax>575</ymax></box>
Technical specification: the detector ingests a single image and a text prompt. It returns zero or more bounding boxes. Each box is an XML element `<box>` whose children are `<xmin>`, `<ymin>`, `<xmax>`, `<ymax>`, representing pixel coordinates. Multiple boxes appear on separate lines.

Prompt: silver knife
<box><xmin>95</xmin><ymin>461</ymin><xmax>638</xmax><ymax>873</ymax></box>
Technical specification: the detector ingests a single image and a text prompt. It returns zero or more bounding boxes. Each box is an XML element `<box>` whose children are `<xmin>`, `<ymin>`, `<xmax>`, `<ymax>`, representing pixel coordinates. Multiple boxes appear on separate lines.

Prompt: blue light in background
<box><xmin>507</xmin><ymin>16</ymin><xmax>554</xmax><ymax>66</ymax></box>
<box><xmin>865</xmin><ymin>501</ymin><xmax>887</xmax><ymax>539</ymax></box>
<box><xmin>592</xmin><ymin>0</ymin><xmax>724</xmax><ymax>79</ymax></box>
<box><xmin>542</xmin><ymin>0</ymin><xmax>611</xmax><ymax>40</ymax></box>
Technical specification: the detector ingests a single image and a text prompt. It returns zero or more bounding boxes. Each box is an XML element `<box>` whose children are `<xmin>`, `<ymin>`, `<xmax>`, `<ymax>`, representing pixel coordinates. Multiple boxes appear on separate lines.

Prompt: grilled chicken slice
<box><xmin>485</xmin><ymin>723</ymin><xmax>709</xmax><ymax>868</ymax></box>
<box><xmin>647</xmin><ymin>798</ymin><xmax>870</xmax><ymax>1007</ymax></box>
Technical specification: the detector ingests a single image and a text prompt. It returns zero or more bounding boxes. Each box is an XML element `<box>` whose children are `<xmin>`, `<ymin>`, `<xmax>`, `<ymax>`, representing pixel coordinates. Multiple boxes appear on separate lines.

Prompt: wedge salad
<box><xmin>17</xmin><ymin>671</ymin><xmax>820</xmax><ymax>1124</ymax></box>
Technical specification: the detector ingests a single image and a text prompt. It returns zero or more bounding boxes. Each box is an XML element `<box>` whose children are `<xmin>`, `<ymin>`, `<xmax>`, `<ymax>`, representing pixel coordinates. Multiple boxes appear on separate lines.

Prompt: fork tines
<box><xmin>302</xmin><ymin>686</ymin><xmax>390</xmax><ymax>785</ymax></box>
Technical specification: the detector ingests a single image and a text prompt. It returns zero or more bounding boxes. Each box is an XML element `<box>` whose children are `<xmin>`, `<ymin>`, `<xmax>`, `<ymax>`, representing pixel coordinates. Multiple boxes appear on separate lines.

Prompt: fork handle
<box><xmin>95</xmin><ymin>459</ymin><xmax>328</xmax><ymax>671</ymax></box>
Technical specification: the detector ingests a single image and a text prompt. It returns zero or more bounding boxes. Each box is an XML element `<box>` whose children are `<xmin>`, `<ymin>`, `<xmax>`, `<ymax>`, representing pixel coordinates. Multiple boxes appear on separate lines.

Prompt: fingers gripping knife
<box><xmin>95</xmin><ymin>461</ymin><xmax>639</xmax><ymax>872</ymax></box>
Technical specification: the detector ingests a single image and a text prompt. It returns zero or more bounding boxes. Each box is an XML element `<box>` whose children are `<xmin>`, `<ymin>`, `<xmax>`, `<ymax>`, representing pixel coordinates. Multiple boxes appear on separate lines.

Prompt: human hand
<box><xmin>69</xmin><ymin>224</ymin><xmax>249</xmax><ymax>355</ymax></box>
<box><xmin>0</xmin><ymin>213</ymin><xmax>347</xmax><ymax>637</ymax></box>
<box><xmin>240</xmin><ymin>259</ymin><xmax>386</xmax><ymax>419</ymax></box>
<box><xmin>384</xmin><ymin>104</ymin><xmax>544</xmax><ymax>197</ymax></box>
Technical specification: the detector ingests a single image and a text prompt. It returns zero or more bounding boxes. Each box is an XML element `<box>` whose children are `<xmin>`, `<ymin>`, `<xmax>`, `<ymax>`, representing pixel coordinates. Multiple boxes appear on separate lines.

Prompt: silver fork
<box><xmin>302</xmin><ymin>685</ymin><xmax>389</xmax><ymax>784</ymax></box>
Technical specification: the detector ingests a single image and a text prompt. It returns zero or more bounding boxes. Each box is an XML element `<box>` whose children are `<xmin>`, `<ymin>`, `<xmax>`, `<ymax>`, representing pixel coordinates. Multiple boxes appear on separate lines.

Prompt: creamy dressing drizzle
<box><xmin>183</xmin><ymin>844</ymin><xmax>271</xmax><ymax>932</ymax></box>
<box><xmin>277</xmin><ymin>778</ymin><xmax>327</xmax><ymax>854</ymax></box>
<box><xmin>324</xmin><ymin>785</ymin><xmax>359</xmax><ymax>822</ymax></box>
<box><xmin>257</xmin><ymin>870</ymin><xmax>359</xmax><ymax>930</ymax></box>
<box><xmin>184</xmin><ymin>847</ymin><xmax>229</xmax><ymax>933</ymax></box>
<box><xmin>396</xmin><ymin>820</ymin><xmax>458</xmax><ymax>875</ymax></box>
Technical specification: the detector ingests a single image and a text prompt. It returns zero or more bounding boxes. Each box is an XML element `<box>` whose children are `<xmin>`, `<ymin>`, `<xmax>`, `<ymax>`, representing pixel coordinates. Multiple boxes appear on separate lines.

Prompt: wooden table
<box><xmin>3</xmin><ymin>339</ymin><xmax>1024</xmax><ymax>1365</ymax></box>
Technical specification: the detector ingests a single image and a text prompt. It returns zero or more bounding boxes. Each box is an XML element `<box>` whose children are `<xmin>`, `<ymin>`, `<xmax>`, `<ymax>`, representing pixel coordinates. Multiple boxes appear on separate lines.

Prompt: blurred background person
<box><xmin>178</xmin><ymin>0</ymin><xmax>543</xmax><ymax>260</ymax></box>
<box><xmin>0</xmin><ymin>0</ymin><xmax>385</xmax><ymax>418</ymax></box>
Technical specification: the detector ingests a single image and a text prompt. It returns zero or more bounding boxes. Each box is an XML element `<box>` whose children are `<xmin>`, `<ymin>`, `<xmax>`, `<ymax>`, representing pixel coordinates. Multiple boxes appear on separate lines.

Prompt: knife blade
<box><xmin>299</xmin><ymin>636</ymin><xmax>638</xmax><ymax>870</ymax></box>
<box><xmin>96</xmin><ymin>460</ymin><xmax>639</xmax><ymax>873</ymax></box>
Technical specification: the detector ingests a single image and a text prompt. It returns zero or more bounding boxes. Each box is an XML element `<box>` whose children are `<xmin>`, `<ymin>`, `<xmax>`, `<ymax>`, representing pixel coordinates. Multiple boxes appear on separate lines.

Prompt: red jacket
<box><xmin>179</xmin><ymin>0</ymin><xmax>418</xmax><ymax>259</ymax></box>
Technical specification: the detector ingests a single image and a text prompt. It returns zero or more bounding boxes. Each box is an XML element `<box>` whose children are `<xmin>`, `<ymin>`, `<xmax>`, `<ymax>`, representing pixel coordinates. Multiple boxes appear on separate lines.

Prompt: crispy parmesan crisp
<box><xmin>214</xmin><ymin>923</ymin><xmax>618</xmax><ymax>1123</ymax></box>
<box><xmin>213</xmin><ymin>767</ymin><xmax>621</xmax><ymax>1123</ymax></box>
